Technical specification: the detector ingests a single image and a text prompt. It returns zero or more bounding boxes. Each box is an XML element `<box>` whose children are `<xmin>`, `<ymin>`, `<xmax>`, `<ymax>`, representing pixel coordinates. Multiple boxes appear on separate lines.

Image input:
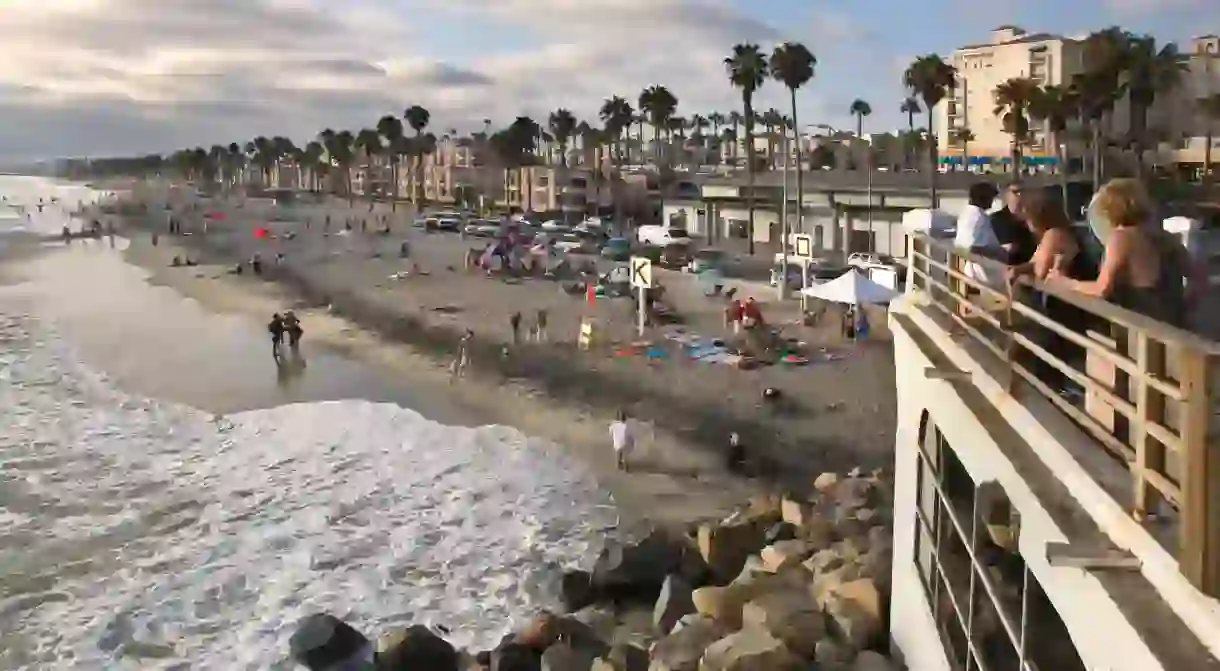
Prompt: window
<box><xmin>913</xmin><ymin>412</ymin><xmax>1087</xmax><ymax>671</ymax></box>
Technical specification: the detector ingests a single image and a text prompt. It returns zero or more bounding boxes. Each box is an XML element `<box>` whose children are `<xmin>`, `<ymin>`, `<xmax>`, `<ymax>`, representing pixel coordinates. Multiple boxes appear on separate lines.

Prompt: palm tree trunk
<box><xmin>1204</xmin><ymin>130</ymin><xmax>1214</xmax><ymax>190</ymax></box>
<box><xmin>790</xmin><ymin>88</ymin><xmax>804</xmax><ymax>243</ymax></box>
<box><xmin>927</xmin><ymin>112</ymin><xmax>939</xmax><ymax>208</ymax></box>
<box><xmin>907</xmin><ymin>112</ymin><xmax>916</xmax><ymax>170</ymax></box>
<box><xmin>744</xmin><ymin>99</ymin><xmax>757</xmax><ymax>256</ymax></box>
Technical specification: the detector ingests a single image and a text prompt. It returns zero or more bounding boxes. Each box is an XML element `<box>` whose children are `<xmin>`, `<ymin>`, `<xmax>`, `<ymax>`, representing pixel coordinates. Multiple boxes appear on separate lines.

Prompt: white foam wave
<box><xmin>0</xmin><ymin>214</ymin><xmax>618</xmax><ymax>668</ymax></box>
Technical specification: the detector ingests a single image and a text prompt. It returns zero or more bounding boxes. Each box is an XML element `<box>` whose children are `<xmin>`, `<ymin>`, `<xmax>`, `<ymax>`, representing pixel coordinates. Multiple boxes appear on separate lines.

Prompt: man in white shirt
<box><xmin>954</xmin><ymin>182</ymin><xmax>1004</xmax><ymax>290</ymax></box>
<box><xmin>609</xmin><ymin>410</ymin><xmax>635</xmax><ymax>472</ymax></box>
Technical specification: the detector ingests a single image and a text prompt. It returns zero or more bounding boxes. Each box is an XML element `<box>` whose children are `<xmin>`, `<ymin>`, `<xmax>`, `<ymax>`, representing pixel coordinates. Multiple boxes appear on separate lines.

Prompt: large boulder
<box><xmin>593</xmin><ymin>531</ymin><xmax>686</xmax><ymax>602</ymax></box>
<box><xmin>541</xmin><ymin>642</ymin><xmax>596</xmax><ymax>671</ymax></box>
<box><xmin>762</xmin><ymin>522</ymin><xmax>797</xmax><ymax>545</ymax></box>
<box><xmin>740</xmin><ymin>591</ymin><xmax>826</xmax><ymax>658</ymax></box>
<box><xmin>647</xmin><ymin>616</ymin><xmax>727</xmax><ymax>671</ymax></box>
<box><xmin>377</xmin><ymin>625</ymin><xmax>458</xmax><ymax>671</ymax></box>
<box><xmin>758</xmin><ymin>540</ymin><xmax>815</xmax><ymax>573</ymax></box>
<box><xmin>653</xmin><ymin>574</ymin><xmax>696</xmax><ymax>634</ymax></box>
<box><xmin>561</xmin><ymin>570</ymin><xmax>596</xmax><ymax>612</ymax></box>
<box><xmin>814</xmin><ymin>639</ymin><xmax>852</xmax><ymax>668</ymax></box>
<box><xmin>852</xmin><ymin>651</ymin><xmax>899</xmax><ymax>671</ymax></box>
<box><xmin>824</xmin><ymin>579</ymin><xmax>884</xmax><ymax>651</ymax></box>
<box><xmin>813</xmin><ymin>472</ymin><xmax>840</xmax><ymax>492</ymax></box>
<box><xmin>697</xmin><ymin>628</ymin><xmax>801</xmax><ymax>670</ymax></box>
<box><xmin>591</xmin><ymin>643</ymin><xmax>649</xmax><ymax>671</ymax></box>
<box><xmin>492</xmin><ymin>642</ymin><xmax>541</xmax><ymax>671</ymax></box>
<box><xmin>804</xmin><ymin>549</ymin><xmax>864</xmax><ymax>607</ymax></box>
<box><xmin>288</xmin><ymin>614</ymin><xmax>371</xmax><ymax>671</ymax></box>
<box><xmin>696</xmin><ymin>518</ymin><xmax>769</xmax><ymax>583</ymax></box>
<box><xmin>691</xmin><ymin>570</ymin><xmax>805</xmax><ymax>630</ymax></box>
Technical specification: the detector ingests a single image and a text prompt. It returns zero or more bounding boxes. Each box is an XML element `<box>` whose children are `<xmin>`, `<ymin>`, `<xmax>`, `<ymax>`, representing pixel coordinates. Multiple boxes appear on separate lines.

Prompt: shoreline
<box><xmin>109</xmin><ymin>209</ymin><xmax>763</xmax><ymax>534</ymax></box>
<box><xmin>99</xmin><ymin>184</ymin><xmax>898</xmax><ymax>532</ymax></box>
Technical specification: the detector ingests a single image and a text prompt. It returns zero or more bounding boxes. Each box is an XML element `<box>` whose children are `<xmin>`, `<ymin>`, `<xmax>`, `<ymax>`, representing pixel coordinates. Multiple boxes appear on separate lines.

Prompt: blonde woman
<box><xmin>1049</xmin><ymin>179</ymin><xmax>1195</xmax><ymax>329</ymax></box>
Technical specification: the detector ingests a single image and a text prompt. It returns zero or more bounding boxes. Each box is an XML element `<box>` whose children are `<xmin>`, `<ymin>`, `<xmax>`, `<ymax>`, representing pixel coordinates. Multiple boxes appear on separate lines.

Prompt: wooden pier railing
<box><xmin>906</xmin><ymin>233</ymin><xmax>1220</xmax><ymax>597</ymax></box>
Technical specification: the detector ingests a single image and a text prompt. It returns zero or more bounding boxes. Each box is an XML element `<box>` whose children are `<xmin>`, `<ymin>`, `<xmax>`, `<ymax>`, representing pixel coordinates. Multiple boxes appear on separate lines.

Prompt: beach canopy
<box><xmin>204</xmin><ymin>211</ymin><xmax>226</xmax><ymax>220</ymax></box>
<box><xmin>254</xmin><ymin>226</ymin><xmax>269</xmax><ymax>239</ymax></box>
<box><xmin>801</xmin><ymin>268</ymin><xmax>898</xmax><ymax>305</ymax></box>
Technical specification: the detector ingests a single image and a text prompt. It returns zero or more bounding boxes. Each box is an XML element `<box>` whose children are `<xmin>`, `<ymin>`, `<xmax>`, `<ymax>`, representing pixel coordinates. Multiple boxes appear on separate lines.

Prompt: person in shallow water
<box><xmin>283</xmin><ymin>310</ymin><xmax>304</xmax><ymax>350</ymax></box>
<box><xmin>268</xmin><ymin>313</ymin><xmax>286</xmax><ymax>359</ymax></box>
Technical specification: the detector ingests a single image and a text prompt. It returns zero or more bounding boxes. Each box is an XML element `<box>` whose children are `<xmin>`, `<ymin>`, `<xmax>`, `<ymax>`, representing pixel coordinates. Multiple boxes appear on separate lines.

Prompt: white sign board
<box><xmin>793</xmin><ymin>234</ymin><xmax>813</xmax><ymax>259</ymax></box>
<box><xmin>630</xmin><ymin>256</ymin><xmax>653</xmax><ymax>289</ymax></box>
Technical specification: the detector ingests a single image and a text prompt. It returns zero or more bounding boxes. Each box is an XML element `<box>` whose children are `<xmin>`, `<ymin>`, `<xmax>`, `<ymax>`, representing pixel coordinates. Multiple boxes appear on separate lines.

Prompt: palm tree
<box><xmin>1124</xmin><ymin>35</ymin><xmax>1188</xmax><ymax>179</ymax></box>
<box><xmin>770</xmin><ymin>41</ymin><xmax>816</xmax><ymax>282</ymax></box>
<box><xmin>1198</xmin><ymin>94</ymin><xmax>1220</xmax><ymax>188</ymax></box>
<box><xmin>227</xmin><ymin>142</ymin><xmax>245</xmax><ymax>187</ymax></box>
<box><xmin>950</xmin><ymin>127</ymin><xmax>974</xmax><ymax>172</ymax></box>
<box><xmin>727</xmin><ymin>111</ymin><xmax>744</xmax><ymax>163</ymax></box>
<box><xmin>404</xmin><ymin>105</ymin><xmax>431</xmax><ymax>203</ymax></box>
<box><xmin>1076</xmin><ymin>28</ymin><xmax>1131</xmax><ymax>186</ymax></box>
<box><xmin>251</xmin><ymin>136</ymin><xmax>275</xmax><ymax>186</ymax></box>
<box><xmin>903</xmin><ymin>54</ymin><xmax>957</xmax><ymax>206</ymax></box>
<box><xmin>355</xmin><ymin>129</ymin><xmax>383</xmax><ymax>195</ymax></box>
<box><xmin>993</xmin><ymin>77</ymin><xmax>1041</xmax><ymax>172</ymax></box>
<box><xmin>1029</xmin><ymin>85</ymin><xmax>1078</xmax><ymax>174</ymax></box>
<box><xmin>639</xmin><ymin>85</ymin><xmax>678</xmax><ymax>168</ymax></box>
<box><xmin>708</xmin><ymin>112</ymin><xmax>726</xmax><ymax>163</ymax></box>
<box><xmin>599</xmin><ymin>96</ymin><xmax>634</xmax><ymax>165</ymax></box>
<box><xmin>377</xmin><ymin>115</ymin><xmax>406</xmax><ymax>207</ymax></box>
<box><xmin>725</xmin><ymin>43</ymin><xmax>768</xmax><ymax>255</ymax></box>
<box><xmin>303</xmin><ymin>140</ymin><xmax>324</xmax><ymax>191</ymax></box>
<box><xmin>548</xmin><ymin>109</ymin><xmax>578</xmax><ymax>167</ymax></box>
<box><xmin>849</xmin><ymin>99</ymin><xmax>872</xmax><ymax>169</ymax></box>
<box><xmin>900</xmin><ymin>97</ymin><xmax>921</xmax><ymax>169</ymax></box>
<box><xmin>332</xmin><ymin>130</ymin><xmax>356</xmax><ymax>202</ymax></box>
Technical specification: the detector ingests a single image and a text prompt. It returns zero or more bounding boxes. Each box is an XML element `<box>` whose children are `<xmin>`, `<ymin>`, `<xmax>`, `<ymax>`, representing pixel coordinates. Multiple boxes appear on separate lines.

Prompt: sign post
<box><xmin>793</xmin><ymin>234</ymin><xmax>813</xmax><ymax>313</ymax></box>
<box><xmin>630</xmin><ymin>256</ymin><xmax>653</xmax><ymax>338</ymax></box>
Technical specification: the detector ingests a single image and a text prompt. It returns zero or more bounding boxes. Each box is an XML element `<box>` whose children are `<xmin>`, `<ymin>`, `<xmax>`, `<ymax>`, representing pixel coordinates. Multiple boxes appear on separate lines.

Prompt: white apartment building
<box><xmin>937</xmin><ymin>26</ymin><xmax>1086</xmax><ymax>169</ymax></box>
<box><xmin>939</xmin><ymin>27</ymin><xmax>1220</xmax><ymax>172</ymax></box>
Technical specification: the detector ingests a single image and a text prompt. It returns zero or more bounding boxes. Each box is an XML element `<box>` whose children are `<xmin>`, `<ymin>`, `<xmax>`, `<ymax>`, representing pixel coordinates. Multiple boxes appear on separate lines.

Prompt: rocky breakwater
<box><xmin>288</xmin><ymin>469</ymin><xmax>898</xmax><ymax>670</ymax></box>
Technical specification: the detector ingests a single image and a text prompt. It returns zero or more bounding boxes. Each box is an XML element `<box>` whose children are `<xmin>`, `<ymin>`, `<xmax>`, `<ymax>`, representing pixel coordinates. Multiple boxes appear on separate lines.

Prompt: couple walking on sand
<box><xmin>268</xmin><ymin>311</ymin><xmax>304</xmax><ymax>359</ymax></box>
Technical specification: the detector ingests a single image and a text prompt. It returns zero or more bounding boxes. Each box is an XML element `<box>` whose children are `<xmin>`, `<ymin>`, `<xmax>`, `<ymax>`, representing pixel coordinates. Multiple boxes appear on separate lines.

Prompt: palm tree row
<box><xmin>135</xmin><ymin>26</ymin><xmax>1217</xmax><ymax>248</ymax></box>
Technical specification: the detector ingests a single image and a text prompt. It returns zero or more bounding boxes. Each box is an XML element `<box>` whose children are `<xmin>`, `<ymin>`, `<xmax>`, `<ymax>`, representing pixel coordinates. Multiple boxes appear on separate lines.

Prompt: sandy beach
<box><xmin>97</xmin><ymin>182</ymin><xmax>898</xmax><ymax>531</ymax></box>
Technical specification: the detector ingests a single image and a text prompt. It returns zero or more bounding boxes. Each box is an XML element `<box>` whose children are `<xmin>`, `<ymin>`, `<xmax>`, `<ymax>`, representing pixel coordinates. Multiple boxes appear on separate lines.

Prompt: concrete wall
<box><xmin>888</xmin><ymin>296</ymin><xmax>1220</xmax><ymax>670</ymax></box>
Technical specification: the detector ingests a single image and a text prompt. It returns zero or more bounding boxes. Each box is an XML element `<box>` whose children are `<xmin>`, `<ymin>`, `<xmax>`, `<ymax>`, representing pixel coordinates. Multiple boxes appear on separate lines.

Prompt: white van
<box><xmin>636</xmin><ymin>225</ymin><xmax>691</xmax><ymax>246</ymax></box>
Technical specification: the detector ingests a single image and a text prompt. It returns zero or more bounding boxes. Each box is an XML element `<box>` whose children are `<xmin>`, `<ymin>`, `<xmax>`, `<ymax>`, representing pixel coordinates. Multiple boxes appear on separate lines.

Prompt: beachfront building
<box><xmin>397</xmin><ymin>137</ymin><xmax>486</xmax><ymax>204</ymax></box>
<box><xmin>886</xmin><ymin>235</ymin><xmax>1220</xmax><ymax>670</ymax></box>
<box><xmin>503</xmin><ymin>166</ymin><xmax>602</xmax><ymax>216</ymax></box>
<box><xmin>936</xmin><ymin>26</ymin><xmax>1086</xmax><ymax>171</ymax></box>
<box><xmin>939</xmin><ymin>27</ymin><xmax>1220</xmax><ymax>173</ymax></box>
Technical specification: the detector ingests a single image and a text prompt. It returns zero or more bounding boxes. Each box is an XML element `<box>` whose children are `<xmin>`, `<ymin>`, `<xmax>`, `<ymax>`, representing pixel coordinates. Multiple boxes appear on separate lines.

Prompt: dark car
<box><xmin>659</xmin><ymin>243</ymin><xmax>692</xmax><ymax>269</ymax></box>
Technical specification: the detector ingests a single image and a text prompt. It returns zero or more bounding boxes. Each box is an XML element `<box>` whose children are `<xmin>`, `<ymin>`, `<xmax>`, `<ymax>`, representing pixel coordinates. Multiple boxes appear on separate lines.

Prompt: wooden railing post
<box><xmin>1177</xmin><ymin>346</ymin><xmax>1220</xmax><ymax>597</ymax></box>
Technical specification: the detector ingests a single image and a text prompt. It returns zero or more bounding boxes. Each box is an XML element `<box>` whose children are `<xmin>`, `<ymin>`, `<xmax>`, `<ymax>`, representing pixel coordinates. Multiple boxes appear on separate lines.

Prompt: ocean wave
<box><xmin>0</xmin><ymin>200</ymin><xmax>617</xmax><ymax>669</ymax></box>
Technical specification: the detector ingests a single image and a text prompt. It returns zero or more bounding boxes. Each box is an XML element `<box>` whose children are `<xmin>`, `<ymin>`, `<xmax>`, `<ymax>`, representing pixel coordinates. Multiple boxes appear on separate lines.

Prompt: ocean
<box><xmin>0</xmin><ymin>177</ymin><xmax>618</xmax><ymax>669</ymax></box>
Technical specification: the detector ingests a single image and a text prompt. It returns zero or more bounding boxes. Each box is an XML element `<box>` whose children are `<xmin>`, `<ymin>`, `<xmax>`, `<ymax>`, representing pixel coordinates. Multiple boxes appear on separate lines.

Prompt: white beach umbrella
<box><xmin>801</xmin><ymin>268</ymin><xmax>898</xmax><ymax>305</ymax></box>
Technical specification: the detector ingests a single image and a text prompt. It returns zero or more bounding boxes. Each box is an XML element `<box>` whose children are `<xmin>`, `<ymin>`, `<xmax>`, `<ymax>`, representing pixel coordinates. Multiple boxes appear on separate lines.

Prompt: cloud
<box><xmin>1101</xmin><ymin>0</ymin><xmax>1203</xmax><ymax>14</ymax></box>
<box><xmin>0</xmin><ymin>0</ymin><xmax>808</xmax><ymax>159</ymax></box>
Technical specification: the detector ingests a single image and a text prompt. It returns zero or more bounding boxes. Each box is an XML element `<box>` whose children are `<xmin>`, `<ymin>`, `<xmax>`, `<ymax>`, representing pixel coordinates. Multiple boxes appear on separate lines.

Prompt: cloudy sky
<box><xmin>0</xmin><ymin>0</ymin><xmax>1211</xmax><ymax>161</ymax></box>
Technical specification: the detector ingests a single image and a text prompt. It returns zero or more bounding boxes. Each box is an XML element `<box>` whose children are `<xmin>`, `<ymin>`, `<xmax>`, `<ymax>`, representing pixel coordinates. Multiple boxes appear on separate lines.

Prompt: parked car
<box><xmin>847</xmin><ymin>252</ymin><xmax>896</xmax><ymax>270</ymax></box>
<box><xmin>660</xmin><ymin>243</ymin><xmax>693</xmax><ymax>269</ymax></box>
<box><xmin>636</xmin><ymin>225</ymin><xmax>691</xmax><ymax>247</ymax></box>
<box><xmin>686</xmin><ymin>248</ymin><xmax>728</xmax><ymax>274</ymax></box>
<box><xmin>601</xmin><ymin>237</ymin><xmax>632</xmax><ymax>261</ymax></box>
<box><xmin>770</xmin><ymin>261</ymin><xmax>848</xmax><ymax>289</ymax></box>
<box><xmin>464</xmin><ymin>221</ymin><xmax>501</xmax><ymax>238</ymax></box>
<box><xmin>413</xmin><ymin>217</ymin><xmax>439</xmax><ymax>231</ymax></box>
<box><xmin>555</xmin><ymin>233</ymin><xmax>599</xmax><ymax>255</ymax></box>
<box><xmin>435</xmin><ymin>217</ymin><xmax>463</xmax><ymax>232</ymax></box>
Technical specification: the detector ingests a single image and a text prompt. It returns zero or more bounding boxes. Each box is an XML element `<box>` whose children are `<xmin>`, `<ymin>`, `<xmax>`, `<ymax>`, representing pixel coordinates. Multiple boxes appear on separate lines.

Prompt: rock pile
<box><xmin>288</xmin><ymin>469</ymin><xmax>898</xmax><ymax>671</ymax></box>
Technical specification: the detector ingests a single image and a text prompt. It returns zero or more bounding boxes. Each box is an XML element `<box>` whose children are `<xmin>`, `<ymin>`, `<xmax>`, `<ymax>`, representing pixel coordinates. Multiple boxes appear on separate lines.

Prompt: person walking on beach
<box><xmin>268</xmin><ymin>313</ymin><xmax>286</xmax><ymax>360</ymax></box>
<box><xmin>283</xmin><ymin>311</ymin><xmax>304</xmax><ymax>351</ymax></box>
<box><xmin>509</xmin><ymin>311</ymin><xmax>522</xmax><ymax>345</ymax></box>
<box><xmin>533</xmin><ymin>308</ymin><xmax>548</xmax><ymax>342</ymax></box>
<box><xmin>450</xmin><ymin>329</ymin><xmax>473</xmax><ymax>381</ymax></box>
<box><xmin>610</xmin><ymin>410</ymin><xmax>635</xmax><ymax>472</ymax></box>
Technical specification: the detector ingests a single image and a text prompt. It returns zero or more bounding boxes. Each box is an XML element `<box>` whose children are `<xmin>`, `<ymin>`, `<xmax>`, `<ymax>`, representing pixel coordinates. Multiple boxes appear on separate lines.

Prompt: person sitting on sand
<box><xmin>610</xmin><ymin>410</ymin><xmax>635</xmax><ymax>472</ymax></box>
<box><xmin>741</xmin><ymin>297</ymin><xmax>763</xmax><ymax>329</ymax></box>
<box><xmin>268</xmin><ymin>313</ymin><xmax>286</xmax><ymax>359</ymax></box>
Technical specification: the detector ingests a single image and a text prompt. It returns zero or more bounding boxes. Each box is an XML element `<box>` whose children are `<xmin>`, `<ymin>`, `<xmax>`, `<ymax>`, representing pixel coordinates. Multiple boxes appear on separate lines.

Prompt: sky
<box><xmin>0</xmin><ymin>0</ymin><xmax>1213</xmax><ymax>161</ymax></box>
